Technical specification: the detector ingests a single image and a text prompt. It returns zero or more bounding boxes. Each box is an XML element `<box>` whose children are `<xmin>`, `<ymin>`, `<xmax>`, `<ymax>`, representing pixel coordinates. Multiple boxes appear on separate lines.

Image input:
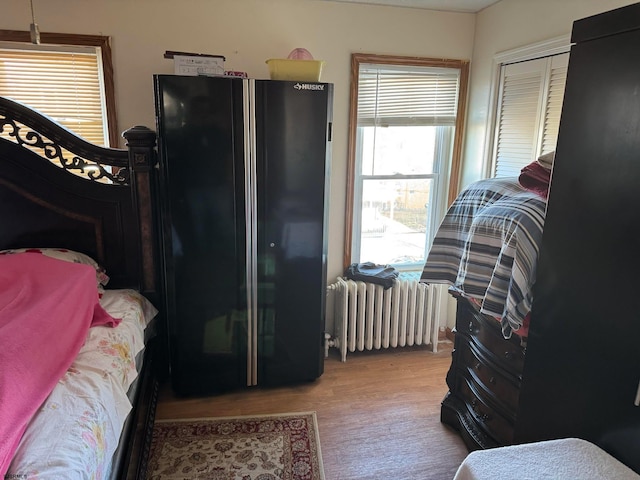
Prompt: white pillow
<box><xmin>0</xmin><ymin>248</ymin><xmax>110</xmax><ymax>287</ymax></box>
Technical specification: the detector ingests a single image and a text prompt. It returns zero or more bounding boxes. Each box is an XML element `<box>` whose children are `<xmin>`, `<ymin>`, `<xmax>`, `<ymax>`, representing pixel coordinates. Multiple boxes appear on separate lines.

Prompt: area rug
<box><xmin>146</xmin><ymin>411</ymin><xmax>325</xmax><ymax>480</ymax></box>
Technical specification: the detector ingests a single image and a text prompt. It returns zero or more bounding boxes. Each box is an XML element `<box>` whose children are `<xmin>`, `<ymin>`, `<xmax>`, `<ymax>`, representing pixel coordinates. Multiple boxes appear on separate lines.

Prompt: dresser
<box><xmin>442</xmin><ymin>3</ymin><xmax>640</xmax><ymax>473</ymax></box>
<box><xmin>441</xmin><ymin>292</ymin><xmax>526</xmax><ymax>450</ymax></box>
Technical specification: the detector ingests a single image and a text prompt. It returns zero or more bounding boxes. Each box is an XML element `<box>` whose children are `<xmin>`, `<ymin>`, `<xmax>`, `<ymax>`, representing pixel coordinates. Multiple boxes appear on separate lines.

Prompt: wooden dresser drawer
<box><xmin>456</xmin><ymin>374</ymin><xmax>515</xmax><ymax>445</ymax></box>
<box><xmin>458</xmin><ymin>340</ymin><xmax>520</xmax><ymax>415</ymax></box>
<box><xmin>456</xmin><ymin>302</ymin><xmax>525</xmax><ymax>375</ymax></box>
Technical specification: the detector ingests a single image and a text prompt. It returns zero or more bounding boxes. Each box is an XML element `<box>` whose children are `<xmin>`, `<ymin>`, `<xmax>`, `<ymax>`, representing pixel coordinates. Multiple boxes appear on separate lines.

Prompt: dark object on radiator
<box><xmin>344</xmin><ymin>262</ymin><xmax>399</xmax><ymax>289</ymax></box>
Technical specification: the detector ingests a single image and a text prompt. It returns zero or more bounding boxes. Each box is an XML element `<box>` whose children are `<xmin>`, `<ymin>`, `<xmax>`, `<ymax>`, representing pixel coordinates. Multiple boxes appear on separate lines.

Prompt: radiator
<box><xmin>327</xmin><ymin>277</ymin><xmax>444</xmax><ymax>362</ymax></box>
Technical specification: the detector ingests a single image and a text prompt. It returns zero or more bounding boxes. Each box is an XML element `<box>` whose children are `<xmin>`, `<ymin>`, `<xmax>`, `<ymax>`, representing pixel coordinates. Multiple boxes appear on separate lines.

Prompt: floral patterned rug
<box><xmin>146</xmin><ymin>412</ymin><xmax>325</xmax><ymax>480</ymax></box>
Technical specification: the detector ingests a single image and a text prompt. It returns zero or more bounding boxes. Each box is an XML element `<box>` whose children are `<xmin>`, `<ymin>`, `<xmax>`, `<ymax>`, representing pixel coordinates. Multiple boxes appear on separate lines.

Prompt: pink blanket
<box><xmin>0</xmin><ymin>252</ymin><xmax>119</xmax><ymax>475</ymax></box>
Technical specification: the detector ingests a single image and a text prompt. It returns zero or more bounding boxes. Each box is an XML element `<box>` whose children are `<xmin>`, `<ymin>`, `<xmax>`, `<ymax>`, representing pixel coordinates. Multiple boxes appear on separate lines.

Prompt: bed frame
<box><xmin>0</xmin><ymin>96</ymin><xmax>164</xmax><ymax>479</ymax></box>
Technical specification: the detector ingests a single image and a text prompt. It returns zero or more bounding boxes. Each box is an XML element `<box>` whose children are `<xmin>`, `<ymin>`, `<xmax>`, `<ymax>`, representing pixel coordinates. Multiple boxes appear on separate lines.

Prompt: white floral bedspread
<box><xmin>5</xmin><ymin>290</ymin><xmax>158</xmax><ymax>480</ymax></box>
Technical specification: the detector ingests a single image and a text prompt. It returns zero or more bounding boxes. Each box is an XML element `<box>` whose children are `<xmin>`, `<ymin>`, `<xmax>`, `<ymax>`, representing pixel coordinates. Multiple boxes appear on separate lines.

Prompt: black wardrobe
<box><xmin>512</xmin><ymin>3</ymin><xmax>640</xmax><ymax>473</ymax></box>
<box><xmin>154</xmin><ymin>75</ymin><xmax>333</xmax><ymax>396</ymax></box>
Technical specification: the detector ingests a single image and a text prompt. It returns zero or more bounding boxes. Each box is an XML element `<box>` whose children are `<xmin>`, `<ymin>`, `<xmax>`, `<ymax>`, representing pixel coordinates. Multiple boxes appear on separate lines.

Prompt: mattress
<box><xmin>5</xmin><ymin>289</ymin><xmax>158</xmax><ymax>479</ymax></box>
<box><xmin>421</xmin><ymin>177</ymin><xmax>546</xmax><ymax>338</ymax></box>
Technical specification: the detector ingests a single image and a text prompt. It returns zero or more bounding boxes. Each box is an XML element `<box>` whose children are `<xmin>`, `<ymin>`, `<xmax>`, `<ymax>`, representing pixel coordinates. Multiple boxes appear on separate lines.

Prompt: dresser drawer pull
<box><xmin>468</xmin><ymin>321</ymin><xmax>476</xmax><ymax>333</ymax></box>
<box><xmin>504</xmin><ymin>351</ymin><xmax>513</xmax><ymax>360</ymax></box>
<box><xmin>470</xmin><ymin>398</ymin><xmax>492</xmax><ymax>422</ymax></box>
<box><xmin>489</xmin><ymin>376</ymin><xmax>496</xmax><ymax>384</ymax></box>
<box><xmin>475</xmin><ymin>362</ymin><xmax>481</xmax><ymax>370</ymax></box>
<box><xmin>479</xmin><ymin>412</ymin><xmax>492</xmax><ymax>422</ymax></box>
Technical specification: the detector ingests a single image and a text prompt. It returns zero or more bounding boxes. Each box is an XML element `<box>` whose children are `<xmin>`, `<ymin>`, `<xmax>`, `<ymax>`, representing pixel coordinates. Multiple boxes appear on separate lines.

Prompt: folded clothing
<box><xmin>518</xmin><ymin>152</ymin><xmax>553</xmax><ymax>198</ymax></box>
<box><xmin>536</xmin><ymin>150</ymin><xmax>555</xmax><ymax>169</ymax></box>
<box><xmin>344</xmin><ymin>262</ymin><xmax>399</xmax><ymax>289</ymax></box>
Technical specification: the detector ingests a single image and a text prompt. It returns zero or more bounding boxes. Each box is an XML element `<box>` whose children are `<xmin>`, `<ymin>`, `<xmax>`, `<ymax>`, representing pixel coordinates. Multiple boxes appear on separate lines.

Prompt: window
<box><xmin>345</xmin><ymin>53</ymin><xmax>469</xmax><ymax>271</ymax></box>
<box><xmin>490</xmin><ymin>42</ymin><xmax>569</xmax><ymax>177</ymax></box>
<box><xmin>0</xmin><ymin>31</ymin><xmax>116</xmax><ymax>146</ymax></box>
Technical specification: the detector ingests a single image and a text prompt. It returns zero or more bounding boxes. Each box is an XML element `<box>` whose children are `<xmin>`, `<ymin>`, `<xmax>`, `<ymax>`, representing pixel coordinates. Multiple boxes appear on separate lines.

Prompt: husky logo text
<box><xmin>294</xmin><ymin>83</ymin><xmax>325</xmax><ymax>91</ymax></box>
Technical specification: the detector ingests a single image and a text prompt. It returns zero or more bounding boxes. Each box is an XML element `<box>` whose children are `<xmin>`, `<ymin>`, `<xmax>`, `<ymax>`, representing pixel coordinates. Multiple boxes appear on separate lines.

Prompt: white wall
<box><xmin>462</xmin><ymin>0</ymin><xmax>637</xmax><ymax>188</ymax></box>
<box><xmin>1</xmin><ymin>0</ymin><xmax>476</xmax><ymax>292</ymax></box>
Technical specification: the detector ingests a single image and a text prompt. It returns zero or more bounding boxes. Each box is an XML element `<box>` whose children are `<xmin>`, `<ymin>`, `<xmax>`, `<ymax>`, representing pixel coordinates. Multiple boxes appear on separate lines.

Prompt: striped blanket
<box><xmin>420</xmin><ymin>177</ymin><xmax>546</xmax><ymax>338</ymax></box>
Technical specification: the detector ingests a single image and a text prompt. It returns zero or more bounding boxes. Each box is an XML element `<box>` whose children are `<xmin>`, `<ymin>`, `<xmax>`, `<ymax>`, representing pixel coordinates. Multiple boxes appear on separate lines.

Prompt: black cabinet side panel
<box><xmin>516</xmin><ymin>26</ymin><xmax>640</xmax><ymax>472</ymax></box>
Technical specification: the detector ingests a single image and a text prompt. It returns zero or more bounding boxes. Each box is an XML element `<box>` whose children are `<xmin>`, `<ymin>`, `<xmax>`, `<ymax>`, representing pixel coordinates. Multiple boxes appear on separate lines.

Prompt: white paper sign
<box><xmin>174</xmin><ymin>55</ymin><xmax>224</xmax><ymax>76</ymax></box>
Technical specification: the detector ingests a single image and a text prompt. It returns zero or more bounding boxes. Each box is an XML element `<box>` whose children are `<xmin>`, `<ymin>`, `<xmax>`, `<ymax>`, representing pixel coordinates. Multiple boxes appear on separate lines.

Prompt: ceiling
<box><xmin>318</xmin><ymin>0</ymin><xmax>500</xmax><ymax>13</ymax></box>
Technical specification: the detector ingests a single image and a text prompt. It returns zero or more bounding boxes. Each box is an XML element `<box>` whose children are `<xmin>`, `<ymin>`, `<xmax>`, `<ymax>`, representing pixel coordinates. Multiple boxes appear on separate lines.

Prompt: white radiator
<box><xmin>327</xmin><ymin>277</ymin><xmax>444</xmax><ymax>362</ymax></box>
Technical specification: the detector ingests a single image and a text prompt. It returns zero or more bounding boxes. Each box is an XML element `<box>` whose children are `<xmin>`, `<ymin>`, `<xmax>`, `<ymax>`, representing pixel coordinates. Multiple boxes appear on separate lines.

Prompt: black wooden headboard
<box><xmin>0</xmin><ymin>96</ymin><xmax>162</xmax><ymax>305</ymax></box>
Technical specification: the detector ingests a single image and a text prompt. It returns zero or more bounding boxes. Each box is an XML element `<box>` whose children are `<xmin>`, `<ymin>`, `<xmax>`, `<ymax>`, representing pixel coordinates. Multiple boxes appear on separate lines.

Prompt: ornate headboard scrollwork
<box><xmin>0</xmin><ymin>96</ymin><xmax>129</xmax><ymax>184</ymax></box>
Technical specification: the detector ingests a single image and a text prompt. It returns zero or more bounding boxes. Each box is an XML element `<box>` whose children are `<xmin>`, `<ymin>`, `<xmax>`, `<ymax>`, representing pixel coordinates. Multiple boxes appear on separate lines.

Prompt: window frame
<box><xmin>0</xmin><ymin>30</ymin><xmax>117</xmax><ymax>146</ymax></box>
<box><xmin>344</xmin><ymin>53</ymin><xmax>469</xmax><ymax>270</ymax></box>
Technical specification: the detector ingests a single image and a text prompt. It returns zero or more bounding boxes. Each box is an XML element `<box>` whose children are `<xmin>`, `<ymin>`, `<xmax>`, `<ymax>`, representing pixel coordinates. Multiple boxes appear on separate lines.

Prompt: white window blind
<box><xmin>358</xmin><ymin>65</ymin><xmax>460</xmax><ymax>127</ymax></box>
<box><xmin>493</xmin><ymin>53</ymin><xmax>568</xmax><ymax>177</ymax></box>
<box><xmin>0</xmin><ymin>45</ymin><xmax>108</xmax><ymax>146</ymax></box>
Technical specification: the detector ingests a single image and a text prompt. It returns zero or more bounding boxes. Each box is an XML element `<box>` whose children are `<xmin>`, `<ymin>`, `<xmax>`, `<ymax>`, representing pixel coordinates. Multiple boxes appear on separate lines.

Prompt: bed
<box><xmin>0</xmin><ymin>96</ymin><xmax>163</xmax><ymax>479</ymax></box>
<box><xmin>420</xmin><ymin>159</ymin><xmax>549</xmax><ymax>450</ymax></box>
<box><xmin>421</xmin><ymin>174</ymin><xmax>548</xmax><ymax>339</ymax></box>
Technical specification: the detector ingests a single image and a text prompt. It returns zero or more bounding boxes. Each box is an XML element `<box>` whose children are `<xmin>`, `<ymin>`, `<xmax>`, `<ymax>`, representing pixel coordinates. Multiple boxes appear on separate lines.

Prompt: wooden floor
<box><xmin>155</xmin><ymin>342</ymin><xmax>469</xmax><ymax>480</ymax></box>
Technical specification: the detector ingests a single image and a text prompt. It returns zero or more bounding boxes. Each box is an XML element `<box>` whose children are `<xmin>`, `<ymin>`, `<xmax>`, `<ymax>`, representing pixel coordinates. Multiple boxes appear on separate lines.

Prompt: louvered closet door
<box><xmin>493</xmin><ymin>53</ymin><xmax>568</xmax><ymax>177</ymax></box>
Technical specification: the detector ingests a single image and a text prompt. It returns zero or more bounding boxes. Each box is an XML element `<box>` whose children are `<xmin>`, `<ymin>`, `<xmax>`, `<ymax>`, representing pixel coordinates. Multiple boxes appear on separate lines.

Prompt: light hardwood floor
<box><xmin>155</xmin><ymin>341</ymin><xmax>469</xmax><ymax>480</ymax></box>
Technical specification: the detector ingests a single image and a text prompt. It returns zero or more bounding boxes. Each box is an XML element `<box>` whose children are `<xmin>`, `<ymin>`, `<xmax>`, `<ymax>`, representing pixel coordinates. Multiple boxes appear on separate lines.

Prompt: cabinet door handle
<box><xmin>635</xmin><ymin>378</ymin><xmax>640</xmax><ymax>407</ymax></box>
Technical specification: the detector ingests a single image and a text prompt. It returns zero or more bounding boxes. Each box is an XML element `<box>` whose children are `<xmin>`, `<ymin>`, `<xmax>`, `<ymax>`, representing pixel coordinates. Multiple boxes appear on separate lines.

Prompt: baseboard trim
<box><xmin>445</xmin><ymin>327</ymin><xmax>455</xmax><ymax>342</ymax></box>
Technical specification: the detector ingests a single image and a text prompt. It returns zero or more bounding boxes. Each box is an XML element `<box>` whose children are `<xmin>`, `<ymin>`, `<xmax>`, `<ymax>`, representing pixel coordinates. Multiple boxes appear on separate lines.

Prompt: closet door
<box><xmin>515</xmin><ymin>6</ymin><xmax>640</xmax><ymax>473</ymax></box>
<box><xmin>492</xmin><ymin>53</ymin><xmax>568</xmax><ymax>177</ymax></box>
